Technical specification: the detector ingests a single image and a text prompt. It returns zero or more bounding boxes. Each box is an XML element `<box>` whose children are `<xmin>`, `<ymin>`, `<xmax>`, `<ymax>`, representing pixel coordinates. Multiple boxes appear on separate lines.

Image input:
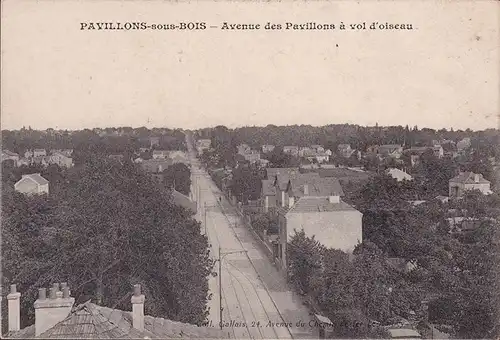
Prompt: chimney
<box><xmin>304</xmin><ymin>184</ymin><xmax>309</xmax><ymax>195</ymax></box>
<box><xmin>131</xmin><ymin>284</ymin><xmax>145</xmax><ymax>332</ymax></box>
<box><xmin>288</xmin><ymin>196</ymin><xmax>295</xmax><ymax>208</ymax></box>
<box><xmin>7</xmin><ymin>284</ymin><xmax>21</xmax><ymax>333</ymax></box>
<box><xmin>474</xmin><ymin>174</ymin><xmax>480</xmax><ymax>183</ymax></box>
<box><xmin>34</xmin><ymin>283</ymin><xmax>75</xmax><ymax>336</ymax></box>
<box><xmin>329</xmin><ymin>196</ymin><xmax>340</xmax><ymax>204</ymax></box>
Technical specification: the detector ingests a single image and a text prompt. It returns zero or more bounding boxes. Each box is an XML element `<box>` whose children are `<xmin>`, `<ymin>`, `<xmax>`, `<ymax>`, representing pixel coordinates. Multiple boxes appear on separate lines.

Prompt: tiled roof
<box><xmin>266</xmin><ymin>168</ymin><xmax>299</xmax><ymax>179</ymax></box>
<box><xmin>288</xmin><ymin>196</ymin><xmax>357</xmax><ymax>214</ymax></box>
<box><xmin>20</xmin><ymin>173</ymin><xmax>49</xmax><ymax>185</ymax></box>
<box><xmin>8</xmin><ymin>301</ymin><xmax>229</xmax><ymax>339</ymax></box>
<box><xmin>449</xmin><ymin>171</ymin><xmax>490</xmax><ymax>184</ymax></box>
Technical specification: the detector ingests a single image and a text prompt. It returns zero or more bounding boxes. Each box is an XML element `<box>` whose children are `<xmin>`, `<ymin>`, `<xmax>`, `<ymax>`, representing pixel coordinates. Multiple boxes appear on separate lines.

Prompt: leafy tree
<box><xmin>163</xmin><ymin>163</ymin><xmax>191</xmax><ymax>196</ymax></box>
<box><xmin>287</xmin><ymin>230</ymin><xmax>324</xmax><ymax>294</ymax></box>
<box><xmin>2</xmin><ymin>155</ymin><xmax>212</xmax><ymax>329</ymax></box>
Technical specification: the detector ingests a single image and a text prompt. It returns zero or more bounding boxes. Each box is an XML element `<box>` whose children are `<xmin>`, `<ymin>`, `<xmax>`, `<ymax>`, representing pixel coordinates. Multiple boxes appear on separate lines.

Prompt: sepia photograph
<box><xmin>1</xmin><ymin>0</ymin><xmax>499</xmax><ymax>339</ymax></box>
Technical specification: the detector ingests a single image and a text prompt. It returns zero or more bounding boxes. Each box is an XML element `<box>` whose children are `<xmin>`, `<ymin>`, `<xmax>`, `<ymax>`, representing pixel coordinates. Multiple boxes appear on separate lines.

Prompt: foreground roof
<box><xmin>172</xmin><ymin>189</ymin><xmax>197</xmax><ymax>213</ymax></box>
<box><xmin>7</xmin><ymin>301</ymin><xmax>229</xmax><ymax>339</ymax></box>
<box><xmin>287</xmin><ymin>196</ymin><xmax>358</xmax><ymax>214</ymax></box>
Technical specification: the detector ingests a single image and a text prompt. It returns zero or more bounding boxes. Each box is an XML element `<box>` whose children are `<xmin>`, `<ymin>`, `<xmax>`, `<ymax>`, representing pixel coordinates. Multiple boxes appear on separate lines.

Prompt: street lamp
<box><xmin>216</xmin><ymin>247</ymin><xmax>248</xmax><ymax>330</ymax></box>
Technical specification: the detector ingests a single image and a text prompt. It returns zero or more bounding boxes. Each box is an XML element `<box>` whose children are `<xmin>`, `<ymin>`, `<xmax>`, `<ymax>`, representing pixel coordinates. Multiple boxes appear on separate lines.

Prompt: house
<box><xmin>386</xmin><ymin>168</ymin><xmax>413</xmax><ymax>182</ymax></box>
<box><xmin>243</xmin><ymin>151</ymin><xmax>261</xmax><ymax>163</ymax></box>
<box><xmin>108</xmin><ymin>154</ymin><xmax>125</xmax><ymax>163</ymax></box>
<box><xmin>14</xmin><ymin>173</ymin><xmax>49</xmax><ymax>195</ymax></box>
<box><xmin>337</xmin><ymin>144</ymin><xmax>355</xmax><ymax>158</ymax></box>
<box><xmin>313</xmin><ymin>152</ymin><xmax>330</xmax><ymax>164</ymax></box>
<box><xmin>378</xmin><ymin>145</ymin><xmax>403</xmax><ymax>159</ymax></box>
<box><xmin>386</xmin><ymin>258</ymin><xmax>418</xmax><ymax>274</ymax></box>
<box><xmin>311</xmin><ymin>145</ymin><xmax>325</xmax><ymax>153</ymax></box>
<box><xmin>325</xmin><ymin>149</ymin><xmax>333</xmax><ymax>156</ymax></box>
<box><xmin>168</xmin><ymin>151</ymin><xmax>189</xmax><ymax>164</ymax></box>
<box><xmin>449</xmin><ymin>171</ymin><xmax>491</xmax><ymax>198</ymax></box>
<box><xmin>283</xmin><ymin>146</ymin><xmax>299</xmax><ymax>156</ymax></box>
<box><xmin>262</xmin><ymin>144</ymin><xmax>275</xmax><ymax>153</ymax></box>
<box><xmin>237</xmin><ymin>144</ymin><xmax>251</xmax><ymax>155</ymax></box>
<box><xmin>298</xmin><ymin>147</ymin><xmax>312</xmax><ymax>157</ymax></box>
<box><xmin>17</xmin><ymin>158</ymin><xmax>30</xmax><ymax>167</ymax></box>
<box><xmin>24</xmin><ymin>150</ymin><xmax>34</xmax><ymax>159</ymax></box>
<box><xmin>457</xmin><ymin>137</ymin><xmax>471</xmax><ymax>152</ymax></box>
<box><xmin>47</xmin><ymin>152</ymin><xmax>73</xmax><ymax>168</ymax></box>
<box><xmin>405</xmin><ymin>145</ymin><xmax>443</xmax><ymax>159</ymax></box>
<box><xmin>33</xmin><ymin>149</ymin><xmax>47</xmax><ymax>157</ymax></box>
<box><xmin>139</xmin><ymin>147</ymin><xmax>150</xmax><ymax>153</ymax></box>
<box><xmin>435</xmin><ymin>195</ymin><xmax>449</xmax><ymax>203</ymax></box>
<box><xmin>4</xmin><ymin>283</ymin><xmax>229</xmax><ymax>339</ymax></box>
<box><xmin>276</xmin><ymin>195</ymin><xmax>362</xmax><ymax>270</ymax></box>
<box><xmin>50</xmin><ymin>149</ymin><xmax>73</xmax><ymax>157</ymax></box>
<box><xmin>150</xmin><ymin>136</ymin><xmax>160</xmax><ymax>148</ymax></box>
<box><xmin>265</xmin><ymin>168</ymin><xmax>299</xmax><ymax>180</ymax></box>
<box><xmin>266</xmin><ymin>171</ymin><xmax>344</xmax><ymax>212</ymax></box>
<box><xmin>171</xmin><ymin>189</ymin><xmax>197</xmax><ymax>214</ymax></box>
<box><xmin>152</xmin><ymin>150</ymin><xmax>170</xmax><ymax>159</ymax></box>
<box><xmin>141</xmin><ymin>159</ymin><xmax>173</xmax><ymax>173</ymax></box>
<box><xmin>1</xmin><ymin>150</ymin><xmax>20</xmax><ymax>166</ymax></box>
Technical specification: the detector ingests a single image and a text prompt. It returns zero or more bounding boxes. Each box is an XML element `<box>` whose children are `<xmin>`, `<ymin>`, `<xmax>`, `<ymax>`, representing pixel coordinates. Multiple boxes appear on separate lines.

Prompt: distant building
<box><xmin>14</xmin><ymin>173</ymin><xmax>49</xmax><ymax>195</ymax></box>
<box><xmin>405</xmin><ymin>145</ymin><xmax>443</xmax><ymax>159</ymax></box>
<box><xmin>276</xmin><ymin>195</ymin><xmax>362</xmax><ymax>270</ymax></box>
<box><xmin>150</xmin><ymin>136</ymin><xmax>160</xmax><ymax>148</ymax></box>
<box><xmin>141</xmin><ymin>159</ymin><xmax>173</xmax><ymax>174</ymax></box>
<box><xmin>386</xmin><ymin>168</ymin><xmax>413</xmax><ymax>182</ymax></box>
<box><xmin>337</xmin><ymin>144</ymin><xmax>355</xmax><ymax>158</ymax></box>
<box><xmin>1</xmin><ymin>150</ymin><xmax>20</xmax><ymax>166</ymax></box>
<box><xmin>5</xmin><ymin>283</ymin><xmax>228</xmax><ymax>339</ymax></box>
<box><xmin>386</xmin><ymin>327</ymin><xmax>422</xmax><ymax>339</ymax></box>
<box><xmin>33</xmin><ymin>149</ymin><xmax>47</xmax><ymax>158</ymax></box>
<box><xmin>449</xmin><ymin>171</ymin><xmax>491</xmax><ymax>198</ymax></box>
<box><xmin>152</xmin><ymin>150</ymin><xmax>169</xmax><ymax>159</ymax></box>
<box><xmin>457</xmin><ymin>137</ymin><xmax>471</xmax><ymax>152</ymax></box>
<box><xmin>378</xmin><ymin>145</ymin><xmax>403</xmax><ymax>159</ymax></box>
<box><xmin>283</xmin><ymin>146</ymin><xmax>299</xmax><ymax>157</ymax></box>
<box><xmin>262</xmin><ymin>145</ymin><xmax>275</xmax><ymax>153</ymax></box>
<box><xmin>47</xmin><ymin>152</ymin><xmax>73</xmax><ymax>168</ymax></box>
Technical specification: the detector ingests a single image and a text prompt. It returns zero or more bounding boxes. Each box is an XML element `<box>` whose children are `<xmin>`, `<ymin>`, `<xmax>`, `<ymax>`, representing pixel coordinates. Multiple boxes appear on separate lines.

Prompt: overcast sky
<box><xmin>1</xmin><ymin>0</ymin><xmax>499</xmax><ymax>131</ymax></box>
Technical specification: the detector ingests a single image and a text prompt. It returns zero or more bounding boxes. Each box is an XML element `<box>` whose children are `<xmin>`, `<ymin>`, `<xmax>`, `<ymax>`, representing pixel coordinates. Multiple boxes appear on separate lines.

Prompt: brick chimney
<box><xmin>34</xmin><ymin>283</ymin><xmax>75</xmax><ymax>336</ymax></box>
<box><xmin>7</xmin><ymin>284</ymin><xmax>21</xmax><ymax>332</ymax></box>
<box><xmin>474</xmin><ymin>174</ymin><xmax>480</xmax><ymax>183</ymax></box>
<box><xmin>131</xmin><ymin>284</ymin><xmax>145</xmax><ymax>332</ymax></box>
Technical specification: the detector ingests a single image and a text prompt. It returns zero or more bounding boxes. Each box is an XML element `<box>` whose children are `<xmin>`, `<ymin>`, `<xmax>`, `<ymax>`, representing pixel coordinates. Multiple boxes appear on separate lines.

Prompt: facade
<box><xmin>276</xmin><ymin>196</ymin><xmax>362</xmax><ymax>269</ymax></box>
<box><xmin>449</xmin><ymin>171</ymin><xmax>491</xmax><ymax>198</ymax></box>
<box><xmin>152</xmin><ymin>150</ymin><xmax>169</xmax><ymax>159</ymax></box>
<box><xmin>5</xmin><ymin>283</ymin><xmax>229</xmax><ymax>339</ymax></box>
<box><xmin>338</xmin><ymin>144</ymin><xmax>355</xmax><ymax>158</ymax></box>
<box><xmin>14</xmin><ymin>173</ymin><xmax>49</xmax><ymax>195</ymax></box>
<box><xmin>47</xmin><ymin>152</ymin><xmax>73</xmax><ymax>168</ymax></box>
<box><xmin>262</xmin><ymin>144</ymin><xmax>275</xmax><ymax>153</ymax></box>
<box><xmin>33</xmin><ymin>149</ymin><xmax>47</xmax><ymax>157</ymax></box>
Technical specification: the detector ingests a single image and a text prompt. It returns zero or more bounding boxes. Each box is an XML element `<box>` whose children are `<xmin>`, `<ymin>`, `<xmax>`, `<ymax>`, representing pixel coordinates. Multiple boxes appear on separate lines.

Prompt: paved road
<box><xmin>186</xmin><ymin>135</ymin><xmax>316</xmax><ymax>339</ymax></box>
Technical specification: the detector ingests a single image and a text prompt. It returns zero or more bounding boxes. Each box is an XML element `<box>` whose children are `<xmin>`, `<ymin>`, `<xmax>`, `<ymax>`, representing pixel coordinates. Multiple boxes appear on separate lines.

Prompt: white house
<box><xmin>14</xmin><ymin>173</ymin><xmax>49</xmax><ymax>195</ymax></box>
<box><xmin>386</xmin><ymin>168</ymin><xmax>413</xmax><ymax>182</ymax></box>
<box><xmin>449</xmin><ymin>171</ymin><xmax>491</xmax><ymax>198</ymax></box>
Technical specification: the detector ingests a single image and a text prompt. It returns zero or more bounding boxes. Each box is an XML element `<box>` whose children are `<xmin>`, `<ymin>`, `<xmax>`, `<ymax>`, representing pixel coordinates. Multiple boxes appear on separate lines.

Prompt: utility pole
<box><xmin>218</xmin><ymin>246</ymin><xmax>222</xmax><ymax>330</ymax></box>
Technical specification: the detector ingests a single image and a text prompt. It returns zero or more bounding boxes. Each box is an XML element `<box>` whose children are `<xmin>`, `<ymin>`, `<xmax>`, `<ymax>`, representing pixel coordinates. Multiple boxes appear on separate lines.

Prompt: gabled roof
<box><xmin>8</xmin><ymin>301</ymin><xmax>229</xmax><ymax>339</ymax></box>
<box><xmin>287</xmin><ymin>196</ymin><xmax>358</xmax><ymax>214</ymax></box>
<box><xmin>17</xmin><ymin>173</ymin><xmax>49</xmax><ymax>186</ymax></box>
<box><xmin>449</xmin><ymin>171</ymin><xmax>490</xmax><ymax>184</ymax></box>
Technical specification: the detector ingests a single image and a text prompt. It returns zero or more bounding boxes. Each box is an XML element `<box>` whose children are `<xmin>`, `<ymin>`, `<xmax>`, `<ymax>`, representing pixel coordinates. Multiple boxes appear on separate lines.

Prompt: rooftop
<box><xmin>287</xmin><ymin>196</ymin><xmax>358</xmax><ymax>214</ymax></box>
<box><xmin>449</xmin><ymin>171</ymin><xmax>490</xmax><ymax>184</ymax></box>
<box><xmin>20</xmin><ymin>173</ymin><xmax>49</xmax><ymax>185</ymax></box>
